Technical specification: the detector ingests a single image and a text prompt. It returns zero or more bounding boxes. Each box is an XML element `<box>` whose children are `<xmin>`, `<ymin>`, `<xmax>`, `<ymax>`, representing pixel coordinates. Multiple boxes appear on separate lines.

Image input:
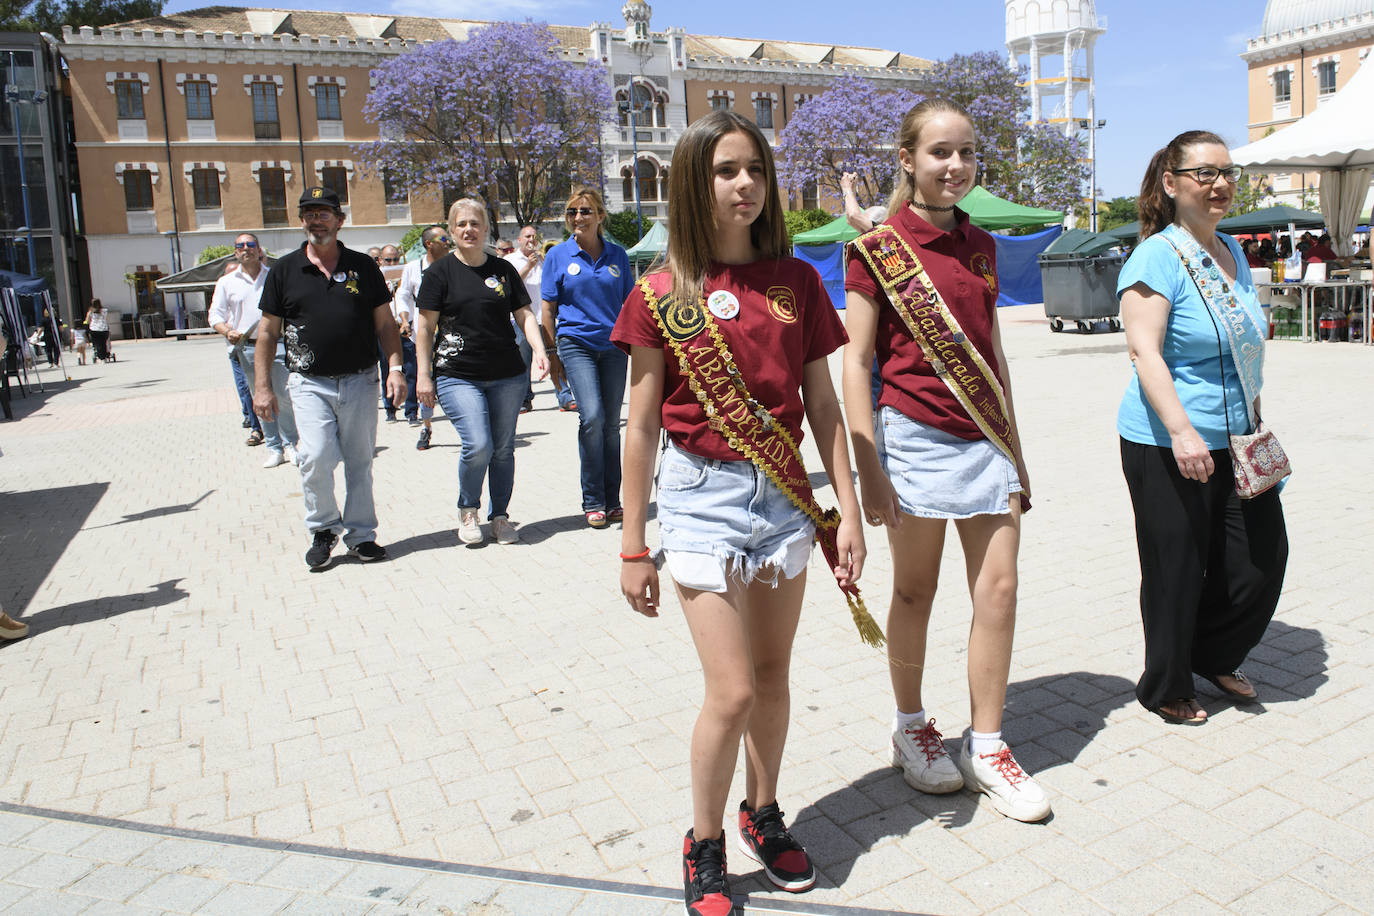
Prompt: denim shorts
<box><xmin>655</xmin><ymin>443</ymin><xmax>815</xmax><ymax>593</ymax></box>
<box><xmin>875</xmin><ymin>406</ymin><xmax>1022</xmax><ymax>519</ymax></box>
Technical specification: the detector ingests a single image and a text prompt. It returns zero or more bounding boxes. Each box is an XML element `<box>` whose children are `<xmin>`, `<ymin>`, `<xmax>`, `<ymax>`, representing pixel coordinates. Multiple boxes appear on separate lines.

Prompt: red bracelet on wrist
<box><xmin>619</xmin><ymin>547</ymin><xmax>651</xmax><ymax>560</ymax></box>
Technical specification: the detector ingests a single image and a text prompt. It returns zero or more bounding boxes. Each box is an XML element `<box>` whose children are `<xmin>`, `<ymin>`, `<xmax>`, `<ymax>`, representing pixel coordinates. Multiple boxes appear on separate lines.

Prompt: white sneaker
<box><xmin>262</xmin><ymin>449</ymin><xmax>287</xmax><ymax>468</ymax></box>
<box><xmin>956</xmin><ymin>736</ymin><xmax>1051</xmax><ymax>822</ymax></box>
<box><xmin>283</xmin><ymin>444</ymin><xmax>299</xmax><ymax>465</ymax></box>
<box><xmin>458</xmin><ymin>508</ymin><xmax>483</xmax><ymax>544</ymax></box>
<box><xmin>491</xmin><ymin>516</ymin><xmax>520</xmax><ymax>545</ymax></box>
<box><xmin>892</xmin><ymin>718</ymin><xmax>963</xmax><ymax>794</ymax></box>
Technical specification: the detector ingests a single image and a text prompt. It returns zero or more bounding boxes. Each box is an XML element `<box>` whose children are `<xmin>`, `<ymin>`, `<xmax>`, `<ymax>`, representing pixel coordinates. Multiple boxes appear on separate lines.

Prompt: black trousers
<box><xmin>1120</xmin><ymin>439</ymin><xmax>1288</xmax><ymax>711</ymax></box>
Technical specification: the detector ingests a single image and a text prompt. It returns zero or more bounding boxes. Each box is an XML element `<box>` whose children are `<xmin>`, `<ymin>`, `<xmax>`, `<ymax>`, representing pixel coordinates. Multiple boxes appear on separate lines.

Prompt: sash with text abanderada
<box><xmin>849</xmin><ymin>224</ymin><xmax>1029</xmax><ymax>511</ymax></box>
<box><xmin>637</xmin><ymin>276</ymin><xmax>883</xmax><ymax>647</ymax></box>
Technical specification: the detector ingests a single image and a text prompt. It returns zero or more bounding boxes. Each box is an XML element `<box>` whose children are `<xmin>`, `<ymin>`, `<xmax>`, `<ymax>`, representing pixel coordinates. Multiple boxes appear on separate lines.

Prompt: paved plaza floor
<box><xmin>0</xmin><ymin>305</ymin><xmax>1370</xmax><ymax>915</ymax></box>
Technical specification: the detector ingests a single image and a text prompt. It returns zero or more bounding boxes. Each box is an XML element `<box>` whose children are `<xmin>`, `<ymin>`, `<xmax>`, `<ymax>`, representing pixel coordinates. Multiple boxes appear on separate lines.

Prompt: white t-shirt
<box><xmin>505</xmin><ymin>249</ymin><xmax>543</xmax><ymax>322</ymax></box>
<box><xmin>208</xmin><ymin>265</ymin><xmax>269</xmax><ymax>352</ymax></box>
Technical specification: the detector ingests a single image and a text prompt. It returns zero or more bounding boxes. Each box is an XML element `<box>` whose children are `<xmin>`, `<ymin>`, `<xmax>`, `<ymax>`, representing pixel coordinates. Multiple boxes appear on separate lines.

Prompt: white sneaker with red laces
<box><xmin>891</xmin><ymin>718</ymin><xmax>963</xmax><ymax>794</ymax></box>
<box><xmin>956</xmin><ymin>736</ymin><xmax>1051</xmax><ymax>822</ymax></box>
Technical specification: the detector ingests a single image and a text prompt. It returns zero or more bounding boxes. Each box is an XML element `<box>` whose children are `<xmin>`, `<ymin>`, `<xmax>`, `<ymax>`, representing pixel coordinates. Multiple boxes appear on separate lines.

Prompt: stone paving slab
<box><xmin>0</xmin><ymin>307</ymin><xmax>1370</xmax><ymax>914</ymax></box>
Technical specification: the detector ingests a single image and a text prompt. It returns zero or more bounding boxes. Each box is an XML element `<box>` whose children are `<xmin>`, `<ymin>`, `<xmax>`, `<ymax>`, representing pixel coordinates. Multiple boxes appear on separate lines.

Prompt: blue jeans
<box><xmin>230</xmin><ymin>351</ymin><xmax>261</xmax><ymax>433</ymax></box>
<box><xmin>557</xmin><ymin>335</ymin><xmax>627</xmax><ymax>512</ymax></box>
<box><xmin>237</xmin><ymin>344</ymin><xmax>297</xmax><ymax>452</ymax></box>
<box><xmin>377</xmin><ymin>339</ymin><xmax>420</xmax><ymax>420</ymax></box>
<box><xmin>435</xmin><ymin>372</ymin><xmax>527</xmax><ymax>519</ymax></box>
<box><xmin>288</xmin><ymin>368</ymin><xmax>379</xmax><ymax>546</ymax></box>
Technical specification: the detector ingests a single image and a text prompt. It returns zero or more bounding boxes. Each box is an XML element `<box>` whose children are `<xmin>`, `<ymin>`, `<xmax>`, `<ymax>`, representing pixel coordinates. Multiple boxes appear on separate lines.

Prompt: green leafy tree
<box><xmin>1</xmin><ymin>0</ymin><xmax>164</xmax><ymax>32</ymax></box>
<box><xmin>783</xmin><ymin>208</ymin><xmax>833</xmax><ymax>241</ymax></box>
<box><xmin>1232</xmin><ymin>174</ymin><xmax>1275</xmax><ymax>215</ymax></box>
<box><xmin>605</xmin><ymin>209</ymin><xmax>647</xmax><ymax>249</ymax></box>
<box><xmin>196</xmin><ymin>244</ymin><xmax>232</xmax><ymax>265</ymax></box>
<box><xmin>1098</xmin><ymin>195</ymin><xmax>1138</xmax><ymax>231</ymax></box>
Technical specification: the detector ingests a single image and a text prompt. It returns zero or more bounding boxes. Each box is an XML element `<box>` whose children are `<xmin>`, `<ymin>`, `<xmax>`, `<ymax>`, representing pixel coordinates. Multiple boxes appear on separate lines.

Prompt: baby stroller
<box><xmin>89</xmin><ymin>326</ymin><xmax>115</xmax><ymax>363</ymax></box>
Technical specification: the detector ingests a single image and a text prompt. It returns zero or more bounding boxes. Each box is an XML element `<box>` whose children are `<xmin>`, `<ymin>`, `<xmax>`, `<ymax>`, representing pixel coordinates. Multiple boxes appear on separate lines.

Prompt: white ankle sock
<box><xmin>969</xmin><ymin>729</ymin><xmax>1002</xmax><ymax>755</ymax></box>
<box><xmin>894</xmin><ymin>708</ymin><xmax>926</xmax><ymax>731</ymax></box>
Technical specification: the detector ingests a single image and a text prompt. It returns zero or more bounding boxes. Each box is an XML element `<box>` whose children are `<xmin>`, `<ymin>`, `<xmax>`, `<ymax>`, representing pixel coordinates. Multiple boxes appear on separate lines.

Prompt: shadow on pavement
<box><xmin>12</xmin><ymin>578</ymin><xmax>188</xmax><ymax>639</ymax></box>
<box><xmin>788</xmin><ymin>670</ymin><xmax>1134</xmax><ymax>890</ymax></box>
<box><xmin>83</xmin><ymin>491</ymin><xmax>213</xmax><ymax>529</ymax></box>
<box><xmin>0</xmin><ymin>375</ymin><xmax>91</xmax><ymax>422</ymax></box>
<box><xmin>1203</xmin><ymin>618</ymin><xmax>1328</xmax><ymax>713</ymax></box>
<box><xmin>0</xmin><ymin>482</ymin><xmax>109</xmax><ymax>616</ymax></box>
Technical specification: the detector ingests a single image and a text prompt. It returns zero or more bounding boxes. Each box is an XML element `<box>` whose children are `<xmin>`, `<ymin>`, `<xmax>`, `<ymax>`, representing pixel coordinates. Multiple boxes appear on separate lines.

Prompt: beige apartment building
<box><xmin>58</xmin><ymin>2</ymin><xmax>930</xmax><ymax>326</ymax></box>
<box><xmin>1242</xmin><ymin>0</ymin><xmax>1374</xmax><ymax>207</ymax></box>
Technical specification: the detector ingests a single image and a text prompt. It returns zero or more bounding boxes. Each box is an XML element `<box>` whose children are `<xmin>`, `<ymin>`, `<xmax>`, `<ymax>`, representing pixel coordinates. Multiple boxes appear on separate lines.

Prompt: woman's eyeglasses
<box><xmin>1172</xmin><ymin>165</ymin><xmax>1243</xmax><ymax>184</ymax></box>
<box><xmin>234</xmin><ymin>240</ymin><xmax>258</xmax><ymax>249</ymax></box>
<box><xmin>566</xmin><ymin>207</ymin><xmax>596</xmax><ymax>217</ymax></box>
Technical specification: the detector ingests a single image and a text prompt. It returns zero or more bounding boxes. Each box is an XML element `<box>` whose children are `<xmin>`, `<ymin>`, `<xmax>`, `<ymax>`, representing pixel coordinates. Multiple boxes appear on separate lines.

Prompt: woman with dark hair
<box><xmin>415</xmin><ymin>197</ymin><xmax>548</xmax><ymax>546</ymax></box>
<box><xmin>616</xmin><ymin>110</ymin><xmax>864</xmax><ymax>914</ymax></box>
<box><xmin>1117</xmin><ymin>130</ymin><xmax>1288</xmax><ymax>725</ymax></box>
<box><xmin>540</xmin><ymin>186</ymin><xmax>634</xmax><ymax>527</ymax></box>
<box><xmin>85</xmin><ymin>299</ymin><xmax>111</xmax><ymax>362</ymax></box>
<box><xmin>842</xmin><ymin>98</ymin><xmax>1048</xmax><ymax>822</ymax></box>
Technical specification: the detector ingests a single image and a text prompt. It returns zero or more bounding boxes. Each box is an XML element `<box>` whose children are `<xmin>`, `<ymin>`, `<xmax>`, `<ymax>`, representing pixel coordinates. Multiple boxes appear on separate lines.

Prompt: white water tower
<box><xmin>1006</xmin><ymin>1</ymin><xmax>1107</xmax><ymax>226</ymax></box>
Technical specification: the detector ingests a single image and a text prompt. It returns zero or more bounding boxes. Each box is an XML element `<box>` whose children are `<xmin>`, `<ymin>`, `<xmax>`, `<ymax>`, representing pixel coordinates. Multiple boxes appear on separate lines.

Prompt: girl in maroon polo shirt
<box><xmin>842</xmin><ymin>99</ymin><xmax>1050</xmax><ymax>823</ymax></box>
<box><xmin>613</xmin><ymin>111</ymin><xmax>864</xmax><ymax>916</ymax></box>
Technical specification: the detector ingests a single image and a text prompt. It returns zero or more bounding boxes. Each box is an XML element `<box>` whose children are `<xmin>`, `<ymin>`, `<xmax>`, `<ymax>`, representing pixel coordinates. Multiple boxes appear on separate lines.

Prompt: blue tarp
<box><xmin>992</xmin><ymin>226</ymin><xmax>1061</xmax><ymax>307</ymax></box>
<box><xmin>793</xmin><ymin>242</ymin><xmax>847</xmax><ymax>310</ymax></box>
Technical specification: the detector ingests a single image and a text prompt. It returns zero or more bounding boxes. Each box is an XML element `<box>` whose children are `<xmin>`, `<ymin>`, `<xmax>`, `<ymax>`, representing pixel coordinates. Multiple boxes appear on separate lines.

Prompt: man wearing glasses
<box><xmin>210</xmin><ymin>233</ymin><xmax>298</xmax><ymax>467</ymax></box>
<box><xmin>254</xmin><ymin>187</ymin><xmax>405</xmax><ymax>569</ymax></box>
<box><xmin>395</xmin><ymin>224</ymin><xmax>453</xmax><ymax>450</ymax></box>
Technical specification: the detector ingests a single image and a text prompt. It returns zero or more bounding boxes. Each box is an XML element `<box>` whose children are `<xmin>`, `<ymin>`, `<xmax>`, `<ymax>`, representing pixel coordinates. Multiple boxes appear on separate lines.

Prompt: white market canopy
<box><xmin>1231</xmin><ymin>58</ymin><xmax>1374</xmax><ymax>255</ymax></box>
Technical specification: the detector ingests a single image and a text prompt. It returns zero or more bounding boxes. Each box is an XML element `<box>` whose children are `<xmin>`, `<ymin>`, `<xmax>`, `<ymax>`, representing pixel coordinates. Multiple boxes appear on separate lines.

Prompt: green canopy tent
<box><xmin>958</xmin><ymin>186</ymin><xmax>1064</xmax><ymax>230</ymax></box>
<box><xmin>792</xmin><ymin>216</ymin><xmax>859</xmax><ymax>245</ymax></box>
<box><xmin>1217</xmin><ymin>205</ymin><xmax>1326</xmax><ymax>234</ymax></box>
<box><xmin>626</xmin><ymin>220</ymin><xmax>668</xmax><ymax>265</ymax></box>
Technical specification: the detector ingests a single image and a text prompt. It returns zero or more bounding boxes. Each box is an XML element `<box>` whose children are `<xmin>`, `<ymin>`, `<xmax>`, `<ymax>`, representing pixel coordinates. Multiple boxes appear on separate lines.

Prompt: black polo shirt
<box><xmin>259</xmin><ymin>241</ymin><xmax>393</xmax><ymax>377</ymax></box>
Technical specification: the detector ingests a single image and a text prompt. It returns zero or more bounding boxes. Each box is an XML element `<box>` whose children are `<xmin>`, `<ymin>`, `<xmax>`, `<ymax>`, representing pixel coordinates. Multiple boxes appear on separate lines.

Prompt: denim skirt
<box><xmin>655</xmin><ymin>442</ymin><xmax>814</xmax><ymax>593</ymax></box>
<box><xmin>875</xmin><ymin>406</ymin><xmax>1021</xmax><ymax>519</ymax></box>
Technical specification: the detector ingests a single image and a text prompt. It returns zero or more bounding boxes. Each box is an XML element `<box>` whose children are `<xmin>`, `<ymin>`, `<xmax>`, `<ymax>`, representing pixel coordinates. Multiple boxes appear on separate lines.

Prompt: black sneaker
<box><xmin>683</xmin><ymin>829</ymin><xmax>734</xmax><ymax>916</ymax></box>
<box><xmin>416</xmin><ymin>428</ymin><xmax>432</xmax><ymax>450</ymax></box>
<box><xmin>305</xmin><ymin>530</ymin><xmax>337</xmax><ymax>570</ymax></box>
<box><xmin>347</xmin><ymin>541</ymin><xmax>387</xmax><ymax>562</ymax></box>
<box><xmin>736</xmin><ymin>800</ymin><xmax>815</xmax><ymax>892</ymax></box>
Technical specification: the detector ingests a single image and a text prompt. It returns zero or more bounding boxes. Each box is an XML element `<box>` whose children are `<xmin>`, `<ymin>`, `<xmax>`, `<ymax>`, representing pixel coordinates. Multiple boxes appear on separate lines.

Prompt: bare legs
<box><xmin>680</xmin><ymin>569</ymin><xmax>806</xmax><ymax>839</ymax></box>
<box><xmin>886</xmin><ymin>500</ymin><xmax>1021</xmax><ymax>732</ymax></box>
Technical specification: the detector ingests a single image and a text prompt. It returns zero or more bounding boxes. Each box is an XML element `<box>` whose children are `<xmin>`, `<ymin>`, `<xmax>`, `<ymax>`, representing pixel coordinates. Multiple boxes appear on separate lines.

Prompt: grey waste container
<box><xmin>1038</xmin><ymin>253</ymin><xmax>1126</xmax><ymax>333</ymax></box>
<box><xmin>138</xmin><ymin>313</ymin><xmax>165</xmax><ymax>339</ymax></box>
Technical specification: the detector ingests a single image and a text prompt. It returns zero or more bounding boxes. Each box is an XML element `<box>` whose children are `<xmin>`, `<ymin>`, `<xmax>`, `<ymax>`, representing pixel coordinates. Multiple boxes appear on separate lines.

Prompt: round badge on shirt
<box><xmin>707</xmin><ymin>290</ymin><xmax>740</xmax><ymax>321</ymax></box>
<box><xmin>567</xmin><ymin>263</ymin><xmax>581</xmax><ymax>276</ymax></box>
<box><xmin>608</xmin><ymin>265</ymin><xmax>621</xmax><ymax>278</ymax></box>
<box><xmin>332</xmin><ymin>271</ymin><xmax>347</xmax><ymax>283</ymax></box>
<box><xmin>484</xmin><ymin>276</ymin><xmax>498</xmax><ymax>289</ymax></box>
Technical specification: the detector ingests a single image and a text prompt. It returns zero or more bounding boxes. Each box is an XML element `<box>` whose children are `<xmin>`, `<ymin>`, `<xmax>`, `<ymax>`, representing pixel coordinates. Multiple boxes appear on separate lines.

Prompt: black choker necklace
<box><xmin>910</xmin><ymin>200</ymin><xmax>956</xmax><ymax>212</ymax></box>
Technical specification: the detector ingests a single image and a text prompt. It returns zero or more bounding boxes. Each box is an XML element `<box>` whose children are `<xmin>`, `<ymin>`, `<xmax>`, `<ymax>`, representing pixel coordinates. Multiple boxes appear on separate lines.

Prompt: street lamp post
<box><xmin>1079</xmin><ymin>117</ymin><xmax>1106</xmax><ymax>233</ymax></box>
<box><xmin>4</xmin><ymin>64</ymin><xmax>43</xmax><ymax>278</ymax></box>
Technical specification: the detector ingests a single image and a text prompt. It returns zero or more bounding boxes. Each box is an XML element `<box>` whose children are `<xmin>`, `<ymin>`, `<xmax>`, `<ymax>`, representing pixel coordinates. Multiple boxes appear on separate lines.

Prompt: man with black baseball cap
<box><xmin>253</xmin><ymin>186</ymin><xmax>405</xmax><ymax>569</ymax></box>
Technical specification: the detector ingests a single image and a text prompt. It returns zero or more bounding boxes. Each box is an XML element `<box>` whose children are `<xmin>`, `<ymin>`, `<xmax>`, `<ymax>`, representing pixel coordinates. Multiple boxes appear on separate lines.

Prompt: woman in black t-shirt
<box><xmin>416</xmin><ymin>198</ymin><xmax>549</xmax><ymax>546</ymax></box>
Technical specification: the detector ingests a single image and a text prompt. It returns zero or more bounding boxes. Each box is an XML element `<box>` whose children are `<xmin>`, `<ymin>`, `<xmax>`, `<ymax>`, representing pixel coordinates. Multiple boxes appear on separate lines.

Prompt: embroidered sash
<box><xmin>637</xmin><ymin>276</ymin><xmax>883</xmax><ymax>648</ymax></box>
<box><xmin>1159</xmin><ymin>225</ymin><xmax>1266</xmax><ymax>426</ymax></box>
<box><xmin>848</xmin><ymin>224</ymin><xmax>1028</xmax><ymax>511</ymax></box>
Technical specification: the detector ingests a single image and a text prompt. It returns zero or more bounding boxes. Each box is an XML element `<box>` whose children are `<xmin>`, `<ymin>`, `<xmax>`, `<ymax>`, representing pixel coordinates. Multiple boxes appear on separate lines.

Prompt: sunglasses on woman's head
<box><xmin>566</xmin><ymin>207</ymin><xmax>596</xmax><ymax>217</ymax></box>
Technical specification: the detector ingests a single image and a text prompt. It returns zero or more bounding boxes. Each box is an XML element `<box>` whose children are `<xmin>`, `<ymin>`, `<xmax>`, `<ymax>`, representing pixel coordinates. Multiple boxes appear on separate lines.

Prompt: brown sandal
<box><xmin>1154</xmin><ymin>699</ymin><xmax>1207</xmax><ymax>725</ymax></box>
<box><xmin>1203</xmin><ymin>671</ymin><xmax>1258</xmax><ymax>702</ymax></box>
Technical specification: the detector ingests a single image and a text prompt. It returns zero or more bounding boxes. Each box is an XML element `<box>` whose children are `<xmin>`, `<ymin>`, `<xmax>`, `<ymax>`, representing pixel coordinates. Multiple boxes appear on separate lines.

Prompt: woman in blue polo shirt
<box><xmin>540</xmin><ymin>186</ymin><xmax>635</xmax><ymax>527</ymax></box>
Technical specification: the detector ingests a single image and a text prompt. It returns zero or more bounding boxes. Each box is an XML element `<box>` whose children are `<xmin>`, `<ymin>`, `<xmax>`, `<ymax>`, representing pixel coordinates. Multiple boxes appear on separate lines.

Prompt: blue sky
<box><xmin>164</xmin><ymin>0</ymin><xmax>1266</xmax><ymax>199</ymax></box>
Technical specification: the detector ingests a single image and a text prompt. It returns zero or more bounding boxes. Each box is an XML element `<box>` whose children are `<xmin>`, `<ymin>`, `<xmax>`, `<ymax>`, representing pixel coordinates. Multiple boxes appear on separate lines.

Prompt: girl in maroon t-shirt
<box><xmin>842</xmin><ymin>99</ymin><xmax>1050</xmax><ymax>823</ymax></box>
<box><xmin>612</xmin><ymin>111</ymin><xmax>864</xmax><ymax>916</ymax></box>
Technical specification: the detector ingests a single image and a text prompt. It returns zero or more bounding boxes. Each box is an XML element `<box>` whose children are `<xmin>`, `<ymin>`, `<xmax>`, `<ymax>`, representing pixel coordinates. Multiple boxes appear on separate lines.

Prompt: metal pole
<box><xmin>627</xmin><ymin>103</ymin><xmax>643</xmax><ymax>240</ymax></box>
<box><xmin>1088</xmin><ymin>122</ymin><xmax>1098</xmax><ymax>233</ymax></box>
<box><xmin>6</xmin><ymin>53</ymin><xmax>38</xmax><ymax>277</ymax></box>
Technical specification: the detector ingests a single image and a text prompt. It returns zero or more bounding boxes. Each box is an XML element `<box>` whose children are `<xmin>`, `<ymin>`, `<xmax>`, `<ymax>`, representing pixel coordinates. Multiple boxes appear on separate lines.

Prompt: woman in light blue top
<box><xmin>1117</xmin><ymin>130</ymin><xmax>1287</xmax><ymax>726</ymax></box>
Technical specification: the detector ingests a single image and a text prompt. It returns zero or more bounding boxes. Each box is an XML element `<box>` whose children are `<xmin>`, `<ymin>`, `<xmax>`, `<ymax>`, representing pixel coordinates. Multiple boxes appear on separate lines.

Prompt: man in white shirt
<box><xmin>505</xmin><ymin>225</ymin><xmax>574</xmax><ymax>411</ymax></box>
<box><xmin>209</xmin><ymin>232</ymin><xmax>297</xmax><ymax>468</ymax></box>
<box><xmin>395</xmin><ymin>225</ymin><xmax>453</xmax><ymax>449</ymax></box>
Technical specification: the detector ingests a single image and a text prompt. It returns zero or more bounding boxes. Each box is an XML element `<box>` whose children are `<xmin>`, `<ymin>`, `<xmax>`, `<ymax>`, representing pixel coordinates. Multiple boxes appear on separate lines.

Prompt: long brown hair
<box><xmin>1137</xmin><ymin>130</ymin><xmax>1227</xmax><ymax>240</ymax></box>
<box><xmin>663</xmin><ymin>111</ymin><xmax>787</xmax><ymax>308</ymax></box>
<box><xmin>887</xmin><ymin>98</ymin><xmax>974</xmax><ymax>215</ymax></box>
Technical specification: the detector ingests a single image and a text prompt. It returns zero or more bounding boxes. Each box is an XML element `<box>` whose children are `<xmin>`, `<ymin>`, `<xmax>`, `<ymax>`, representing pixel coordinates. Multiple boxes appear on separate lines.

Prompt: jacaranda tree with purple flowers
<box><xmin>358</xmin><ymin>22</ymin><xmax>613</xmax><ymax>233</ymax></box>
<box><xmin>774</xmin><ymin>75</ymin><xmax>918</xmax><ymax>209</ymax></box>
<box><xmin>1006</xmin><ymin>122</ymin><xmax>1089</xmax><ymax>213</ymax></box>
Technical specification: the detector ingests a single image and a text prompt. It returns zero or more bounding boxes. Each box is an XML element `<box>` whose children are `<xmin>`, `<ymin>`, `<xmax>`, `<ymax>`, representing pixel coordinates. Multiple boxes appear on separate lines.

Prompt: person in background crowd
<box><xmin>367</xmin><ymin>246</ymin><xmax>382</xmax><ymax>265</ymax></box>
<box><xmin>1302</xmin><ymin>233</ymin><xmax>1338</xmax><ymax>263</ymax></box>
<box><xmin>506</xmin><ymin>224</ymin><xmax>576</xmax><ymax>412</ymax></box>
<box><xmin>541</xmin><ymin>186</ymin><xmax>634</xmax><ymax>528</ymax></box>
<box><xmin>397</xmin><ymin>225</ymin><xmax>454</xmax><ymax>450</ymax></box>
<box><xmin>211</xmin><ymin>231</ymin><xmax>298</xmax><ymax>468</ymax></box>
<box><xmin>616</xmin><ymin>110</ymin><xmax>863</xmax><ymax>916</ymax></box>
<box><xmin>1257</xmin><ymin>238</ymin><xmax>1277</xmax><ymax>262</ymax></box>
<box><xmin>1116</xmin><ymin>129</ymin><xmax>1287</xmax><ymax>725</ymax></box>
<box><xmin>843</xmin><ymin>98</ymin><xmax>1049</xmax><ymax>823</ymax></box>
<box><xmin>496</xmin><ymin>239</ymin><xmax>515</xmax><ymax>256</ymax></box>
<box><xmin>84</xmin><ymin>300</ymin><xmax>111</xmax><ymax>363</ymax></box>
<box><xmin>841</xmin><ymin>171</ymin><xmax>889</xmax><ymax>235</ymax></box>
<box><xmin>254</xmin><ymin>186</ymin><xmax>405</xmax><ymax>570</ymax></box>
<box><xmin>415</xmin><ymin>198</ymin><xmax>547</xmax><ymax>546</ymax></box>
<box><xmin>377</xmin><ymin>243</ymin><xmax>417</xmax><ymax>426</ymax></box>
<box><xmin>1242</xmin><ymin>239</ymin><xmax>1267</xmax><ymax>268</ymax></box>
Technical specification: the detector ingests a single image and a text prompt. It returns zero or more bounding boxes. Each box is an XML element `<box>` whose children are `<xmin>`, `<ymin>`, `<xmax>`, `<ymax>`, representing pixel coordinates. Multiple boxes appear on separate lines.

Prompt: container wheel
<box><xmin>1109</xmin><ymin>318</ymin><xmax>1122</xmax><ymax>332</ymax></box>
<box><xmin>1077</xmin><ymin>320</ymin><xmax>1094</xmax><ymax>334</ymax></box>
<box><xmin>1050</xmin><ymin>318</ymin><xmax>1064</xmax><ymax>332</ymax></box>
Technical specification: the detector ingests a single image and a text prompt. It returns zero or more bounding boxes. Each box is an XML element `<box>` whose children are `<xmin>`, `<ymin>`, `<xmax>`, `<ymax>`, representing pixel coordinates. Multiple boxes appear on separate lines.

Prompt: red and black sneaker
<box><xmin>736</xmin><ymin>800</ymin><xmax>816</xmax><ymax>892</ymax></box>
<box><xmin>682</xmin><ymin>829</ymin><xmax>735</xmax><ymax>916</ymax></box>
